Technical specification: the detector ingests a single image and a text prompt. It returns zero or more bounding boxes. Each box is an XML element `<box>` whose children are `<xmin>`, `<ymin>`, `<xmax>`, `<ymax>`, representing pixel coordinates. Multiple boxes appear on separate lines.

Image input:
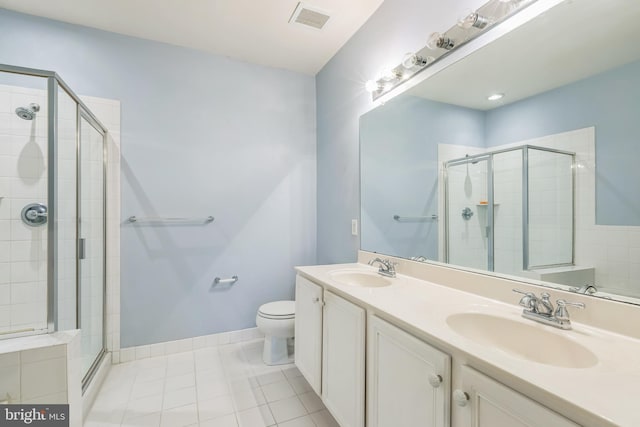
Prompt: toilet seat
<box><xmin>258</xmin><ymin>301</ymin><xmax>295</xmax><ymax>319</ymax></box>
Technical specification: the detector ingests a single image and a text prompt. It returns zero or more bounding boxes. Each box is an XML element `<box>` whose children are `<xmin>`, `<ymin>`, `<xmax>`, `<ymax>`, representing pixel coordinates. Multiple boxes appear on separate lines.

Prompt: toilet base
<box><xmin>263</xmin><ymin>335</ymin><xmax>294</xmax><ymax>366</ymax></box>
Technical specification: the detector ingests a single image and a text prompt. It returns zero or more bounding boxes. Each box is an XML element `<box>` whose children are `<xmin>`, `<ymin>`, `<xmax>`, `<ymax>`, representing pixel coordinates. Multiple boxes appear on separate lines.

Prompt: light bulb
<box><xmin>427</xmin><ymin>32</ymin><xmax>455</xmax><ymax>50</ymax></box>
<box><xmin>365</xmin><ymin>80</ymin><xmax>382</xmax><ymax>93</ymax></box>
<box><xmin>381</xmin><ymin>68</ymin><xmax>402</xmax><ymax>81</ymax></box>
<box><xmin>487</xmin><ymin>93</ymin><xmax>504</xmax><ymax>101</ymax></box>
<box><xmin>458</xmin><ymin>12</ymin><xmax>490</xmax><ymax>29</ymax></box>
<box><xmin>402</xmin><ymin>53</ymin><xmax>429</xmax><ymax>69</ymax></box>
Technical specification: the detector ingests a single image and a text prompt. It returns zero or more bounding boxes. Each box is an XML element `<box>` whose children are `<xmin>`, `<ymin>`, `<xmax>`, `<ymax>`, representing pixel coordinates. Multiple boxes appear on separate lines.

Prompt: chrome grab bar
<box><xmin>128</xmin><ymin>216</ymin><xmax>214</xmax><ymax>224</ymax></box>
<box><xmin>393</xmin><ymin>214</ymin><xmax>439</xmax><ymax>221</ymax></box>
<box><xmin>214</xmin><ymin>276</ymin><xmax>238</xmax><ymax>285</ymax></box>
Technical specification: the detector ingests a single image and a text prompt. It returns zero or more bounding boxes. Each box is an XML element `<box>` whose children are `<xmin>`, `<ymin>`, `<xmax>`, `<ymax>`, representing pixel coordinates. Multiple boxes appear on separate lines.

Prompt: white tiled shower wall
<box><xmin>57</xmin><ymin>86</ymin><xmax>78</xmax><ymax>332</ymax></box>
<box><xmin>527</xmin><ymin>148</ymin><xmax>573</xmax><ymax>267</ymax></box>
<box><xmin>0</xmin><ymin>84</ymin><xmax>49</xmax><ymax>334</ymax></box>
<box><xmin>492</xmin><ymin>149</ymin><xmax>523</xmax><ymax>275</ymax></box>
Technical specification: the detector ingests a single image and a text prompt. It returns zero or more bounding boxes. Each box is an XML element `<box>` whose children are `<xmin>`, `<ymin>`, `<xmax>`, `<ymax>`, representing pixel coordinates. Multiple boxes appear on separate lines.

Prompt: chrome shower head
<box><xmin>15</xmin><ymin>103</ymin><xmax>40</xmax><ymax>120</ymax></box>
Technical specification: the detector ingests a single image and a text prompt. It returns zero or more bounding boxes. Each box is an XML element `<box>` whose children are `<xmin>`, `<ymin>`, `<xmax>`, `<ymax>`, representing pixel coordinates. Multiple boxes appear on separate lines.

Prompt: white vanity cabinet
<box><xmin>453</xmin><ymin>365</ymin><xmax>579</xmax><ymax>427</ymax></box>
<box><xmin>367</xmin><ymin>315</ymin><xmax>451</xmax><ymax>427</ymax></box>
<box><xmin>294</xmin><ymin>275</ymin><xmax>323</xmax><ymax>394</ymax></box>
<box><xmin>322</xmin><ymin>290</ymin><xmax>366</xmax><ymax>427</ymax></box>
<box><xmin>294</xmin><ymin>276</ymin><xmax>366</xmax><ymax>427</ymax></box>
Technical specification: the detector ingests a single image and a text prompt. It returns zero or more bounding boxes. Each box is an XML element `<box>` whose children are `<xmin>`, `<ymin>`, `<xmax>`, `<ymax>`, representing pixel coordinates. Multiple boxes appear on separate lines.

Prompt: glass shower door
<box><xmin>445</xmin><ymin>157</ymin><xmax>492</xmax><ymax>271</ymax></box>
<box><xmin>79</xmin><ymin>111</ymin><xmax>105</xmax><ymax>380</ymax></box>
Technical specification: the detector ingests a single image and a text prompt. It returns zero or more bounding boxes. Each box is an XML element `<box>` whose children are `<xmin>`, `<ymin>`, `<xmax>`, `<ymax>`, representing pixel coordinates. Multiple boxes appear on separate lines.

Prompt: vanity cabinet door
<box><xmin>454</xmin><ymin>366</ymin><xmax>579</xmax><ymax>427</ymax></box>
<box><xmin>322</xmin><ymin>291</ymin><xmax>366</xmax><ymax>427</ymax></box>
<box><xmin>294</xmin><ymin>275</ymin><xmax>323</xmax><ymax>395</ymax></box>
<box><xmin>368</xmin><ymin>315</ymin><xmax>451</xmax><ymax>427</ymax></box>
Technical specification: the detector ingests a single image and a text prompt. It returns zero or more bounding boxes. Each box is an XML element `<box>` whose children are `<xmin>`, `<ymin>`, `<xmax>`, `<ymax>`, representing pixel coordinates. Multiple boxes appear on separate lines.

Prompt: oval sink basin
<box><xmin>446</xmin><ymin>313</ymin><xmax>598</xmax><ymax>369</ymax></box>
<box><xmin>329</xmin><ymin>270</ymin><xmax>392</xmax><ymax>288</ymax></box>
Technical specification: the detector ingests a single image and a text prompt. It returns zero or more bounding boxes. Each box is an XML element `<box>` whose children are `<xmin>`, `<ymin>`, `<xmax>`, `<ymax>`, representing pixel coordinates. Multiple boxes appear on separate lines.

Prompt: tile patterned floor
<box><xmin>84</xmin><ymin>340</ymin><xmax>340</xmax><ymax>427</ymax></box>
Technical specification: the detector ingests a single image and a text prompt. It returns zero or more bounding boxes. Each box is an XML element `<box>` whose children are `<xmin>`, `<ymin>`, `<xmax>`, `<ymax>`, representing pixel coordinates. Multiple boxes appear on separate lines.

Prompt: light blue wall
<box><xmin>316</xmin><ymin>0</ymin><xmax>486</xmax><ymax>263</ymax></box>
<box><xmin>485</xmin><ymin>60</ymin><xmax>640</xmax><ymax>225</ymax></box>
<box><xmin>0</xmin><ymin>9</ymin><xmax>316</xmax><ymax>347</ymax></box>
<box><xmin>360</xmin><ymin>95</ymin><xmax>484</xmax><ymax>259</ymax></box>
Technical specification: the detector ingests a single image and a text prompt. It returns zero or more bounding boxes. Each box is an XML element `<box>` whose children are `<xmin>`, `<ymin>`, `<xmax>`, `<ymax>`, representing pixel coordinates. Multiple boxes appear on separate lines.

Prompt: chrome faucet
<box><xmin>569</xmin><ymin>284</ymin><xmax>598</xmax><ymax>295</ymax></box>
<box><xmin>513</xmin><ymin>289</ymin><xmax>585</xmax><ymax>330</ymax></box>
<box><xmin>368</xmin><ymin>258</ymin><xmax>397</xmax><ymax>278</ymax></box>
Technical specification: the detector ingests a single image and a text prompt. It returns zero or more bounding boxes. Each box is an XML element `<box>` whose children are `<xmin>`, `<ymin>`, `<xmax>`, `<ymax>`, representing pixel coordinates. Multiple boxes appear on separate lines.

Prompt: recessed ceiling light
<box><xmin>487</xmin><ymin>93</ymin><xmax>504</xmax><ymax>101</ymax></box>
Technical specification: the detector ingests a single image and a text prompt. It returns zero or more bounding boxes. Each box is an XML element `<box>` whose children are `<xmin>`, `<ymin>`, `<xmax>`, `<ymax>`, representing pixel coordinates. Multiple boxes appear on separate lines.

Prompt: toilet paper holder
<box><xmin>214</xmin><ymin>276</ymin><xmax>238</xmax><ymax>285</ymax></box>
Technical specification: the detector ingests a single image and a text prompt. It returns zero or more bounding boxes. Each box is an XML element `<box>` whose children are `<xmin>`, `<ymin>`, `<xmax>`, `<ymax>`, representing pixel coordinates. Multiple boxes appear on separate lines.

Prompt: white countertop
<box><xmin>296</xmin><ymin>263</ymin><xmax>640</xmax><ymax>427</ymax></box>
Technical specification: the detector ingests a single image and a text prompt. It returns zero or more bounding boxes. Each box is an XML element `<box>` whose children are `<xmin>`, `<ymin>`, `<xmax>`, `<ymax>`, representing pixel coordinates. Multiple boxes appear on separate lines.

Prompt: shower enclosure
<box><xmin>444</xmin><ymin>145</ymin><xmax>575</xmax><ymax>276</ymax></box>
<box><xmin>0</xmin><ymin>64</ymin><xmax>107</xmax><ymax>388</ymax></box>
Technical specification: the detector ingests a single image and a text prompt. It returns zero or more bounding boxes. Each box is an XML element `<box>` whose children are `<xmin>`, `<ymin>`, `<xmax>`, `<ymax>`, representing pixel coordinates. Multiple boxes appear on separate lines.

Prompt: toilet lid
<box><xmin>258</xmin><ymin>300</ymin><xmax>295</xmax><ymax>318</ymax></box>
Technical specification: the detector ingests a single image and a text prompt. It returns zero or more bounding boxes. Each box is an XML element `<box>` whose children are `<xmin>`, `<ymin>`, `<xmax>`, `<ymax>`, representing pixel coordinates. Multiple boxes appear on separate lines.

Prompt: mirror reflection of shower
<box><xmin>15</xmin><ymin>102</ymin><xmax>40</xmax><ymax>120</ymax></box>
<box><xmin>444</xmin><ymin>145</ymin><xmax>575</xmax><ymax>276</ymax></box>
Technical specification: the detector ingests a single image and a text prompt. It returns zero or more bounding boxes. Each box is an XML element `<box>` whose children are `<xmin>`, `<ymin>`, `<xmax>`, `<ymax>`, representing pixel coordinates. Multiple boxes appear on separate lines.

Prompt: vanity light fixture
<box><xmin>487</xmin><ymin>93</ymin><xmax>505</xmax><ymax>101</ymax></box>
<box><xmin>365</xmin><ymin>0</ymin><xmax>536</xmax><ymax>101</ymax></box>
<box><xmin>427</xmin><ymin>32</ymin><xmax>456</xmax><ymax>50</ymax></box>
<box><xmin>458</xmin><ymin>12</ymin><xmax>491</xmax><ymax>29</ymax></box>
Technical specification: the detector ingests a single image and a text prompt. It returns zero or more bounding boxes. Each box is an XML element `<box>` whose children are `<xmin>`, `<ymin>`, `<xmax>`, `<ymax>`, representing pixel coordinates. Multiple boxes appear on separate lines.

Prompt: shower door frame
<box><xmin>444</xmin><ymin>144</ymin><xmax>576</xmax><ymax>272</ymax></box>
<box><xmin>77</xmin><ymin>107</ymin><xmax>108</xmax><ymax>391</ymax></box>
<box><xmin>524</xmin><ymin>145</ymin><xmax>577</xmax><ymax>270</ymax></box>
<box><xmin>0</xmin><ymin>64</ymin><xmax>109</xmax><ymax>386</ymax></box>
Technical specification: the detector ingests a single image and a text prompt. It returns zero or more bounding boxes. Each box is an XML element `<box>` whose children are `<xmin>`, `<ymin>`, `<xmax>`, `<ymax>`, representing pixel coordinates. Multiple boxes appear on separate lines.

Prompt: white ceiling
<box><xmin>0</xmin><ymin>0</ymin><xmax>384</xmax><ymax>75</ymax></box>
<box><xmin>408</xmin><ymin>0</ymin><xmax>640</xmax><ymax>110</ymax></box>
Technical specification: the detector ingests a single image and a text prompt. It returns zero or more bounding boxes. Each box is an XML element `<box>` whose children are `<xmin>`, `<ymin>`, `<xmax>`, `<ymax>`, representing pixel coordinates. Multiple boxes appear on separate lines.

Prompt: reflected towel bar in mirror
<box><xmin>128</xmin><ymin>216</ymin><xmax>215</xmax><ymax>224</ymax></box>
<box><xmin>393</xmin><ymin>214</ymin><xmax>439</xmax><ymax>222</ymax></box>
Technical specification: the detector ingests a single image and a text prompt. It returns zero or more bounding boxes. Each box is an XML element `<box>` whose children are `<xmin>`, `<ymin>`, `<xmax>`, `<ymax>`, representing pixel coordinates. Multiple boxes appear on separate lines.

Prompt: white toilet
<box><xmin>256</xmin><ymin>300</ymin><xmax>295</xmax><ymax>365</ymax></box>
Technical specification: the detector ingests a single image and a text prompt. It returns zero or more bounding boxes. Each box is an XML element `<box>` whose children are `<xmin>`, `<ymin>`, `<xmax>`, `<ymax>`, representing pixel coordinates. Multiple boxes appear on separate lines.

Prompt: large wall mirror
<box><xmin>360</xmin><ymin>0</ymin><xmax>640</xmax><ymax>305</ymax></box>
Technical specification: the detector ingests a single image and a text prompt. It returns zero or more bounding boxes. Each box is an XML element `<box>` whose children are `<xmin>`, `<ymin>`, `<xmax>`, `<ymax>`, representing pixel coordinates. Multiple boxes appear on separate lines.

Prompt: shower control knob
<box><xmin>21</xmin><ymin>203</ymin><xmax>48</xmax><ymax>227</ymax></box>
<box><xmin>453</xmin><ymin>389</ymin><xmax>470</xmax><ymax>407</ymax></box>
<box><xmin>428</xmin><ymin>373</ymin><xmax>443</xmax><ymax>388</ymax></box>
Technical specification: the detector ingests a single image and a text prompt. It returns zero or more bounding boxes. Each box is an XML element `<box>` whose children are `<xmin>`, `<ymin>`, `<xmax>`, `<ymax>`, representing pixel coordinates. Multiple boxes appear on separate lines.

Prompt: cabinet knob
<box><xmin>428</xmin><ymin>374</ymin><xmax>443</xmax><ymax>388</ymax></box>
<box><xmin>312</xmin><ymin>297</ymin><xmax>319</xmax><ymax>303</ymax></box>
<box><xmin>453</xmin><ymin>389</ymin><xmax>470</xmax><ymax>407</ymax></box>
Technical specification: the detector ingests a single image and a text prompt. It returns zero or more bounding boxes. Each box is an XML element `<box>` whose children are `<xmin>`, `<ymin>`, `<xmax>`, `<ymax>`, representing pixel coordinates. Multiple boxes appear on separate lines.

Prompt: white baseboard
<box><xmin>114</xmin><ymin>327</ymin><xmax>264</xmax><ymax>364</ymax></box>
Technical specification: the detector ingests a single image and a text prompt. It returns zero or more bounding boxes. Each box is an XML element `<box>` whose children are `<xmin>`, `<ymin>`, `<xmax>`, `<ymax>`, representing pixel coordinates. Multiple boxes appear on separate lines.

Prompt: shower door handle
<box><xmin>79</xmin><ymin>238</ymin><xmax>86</xmax><ymax>260</ymax></box>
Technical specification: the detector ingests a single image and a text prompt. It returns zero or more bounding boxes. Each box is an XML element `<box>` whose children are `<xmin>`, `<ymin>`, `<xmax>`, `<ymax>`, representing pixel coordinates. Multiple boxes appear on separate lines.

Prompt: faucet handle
<box><xmin>512</xmin><ymin>289</ymin><xmax>537</xmax><ymax>309</ymax></box>
<box><xmin>555</xmin><ymin>299</ymin><xmax>585</xmax><ymax>322</ymax></box>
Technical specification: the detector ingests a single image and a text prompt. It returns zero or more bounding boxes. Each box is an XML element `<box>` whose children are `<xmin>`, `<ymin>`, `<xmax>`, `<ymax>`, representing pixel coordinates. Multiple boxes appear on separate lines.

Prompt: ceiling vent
<box><xmin>289</xmin><ymin>2</ymin><xmax>331</xmax><ymax>30</ymax></box>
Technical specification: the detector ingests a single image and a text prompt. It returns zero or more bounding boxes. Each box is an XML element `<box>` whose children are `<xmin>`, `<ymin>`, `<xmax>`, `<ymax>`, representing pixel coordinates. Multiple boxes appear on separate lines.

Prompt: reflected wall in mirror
<box><xmin>360</xmin><ymin>0</ymin><xmax>640</xmax><ymax>305</ymax></box>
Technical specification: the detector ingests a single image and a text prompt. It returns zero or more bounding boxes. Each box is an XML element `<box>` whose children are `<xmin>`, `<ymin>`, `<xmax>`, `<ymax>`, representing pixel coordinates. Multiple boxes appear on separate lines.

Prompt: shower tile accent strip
<box><xmin>116</xmin><ymin>327</ymin><xmax>265</xmax><ymax>364</ymax></box>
